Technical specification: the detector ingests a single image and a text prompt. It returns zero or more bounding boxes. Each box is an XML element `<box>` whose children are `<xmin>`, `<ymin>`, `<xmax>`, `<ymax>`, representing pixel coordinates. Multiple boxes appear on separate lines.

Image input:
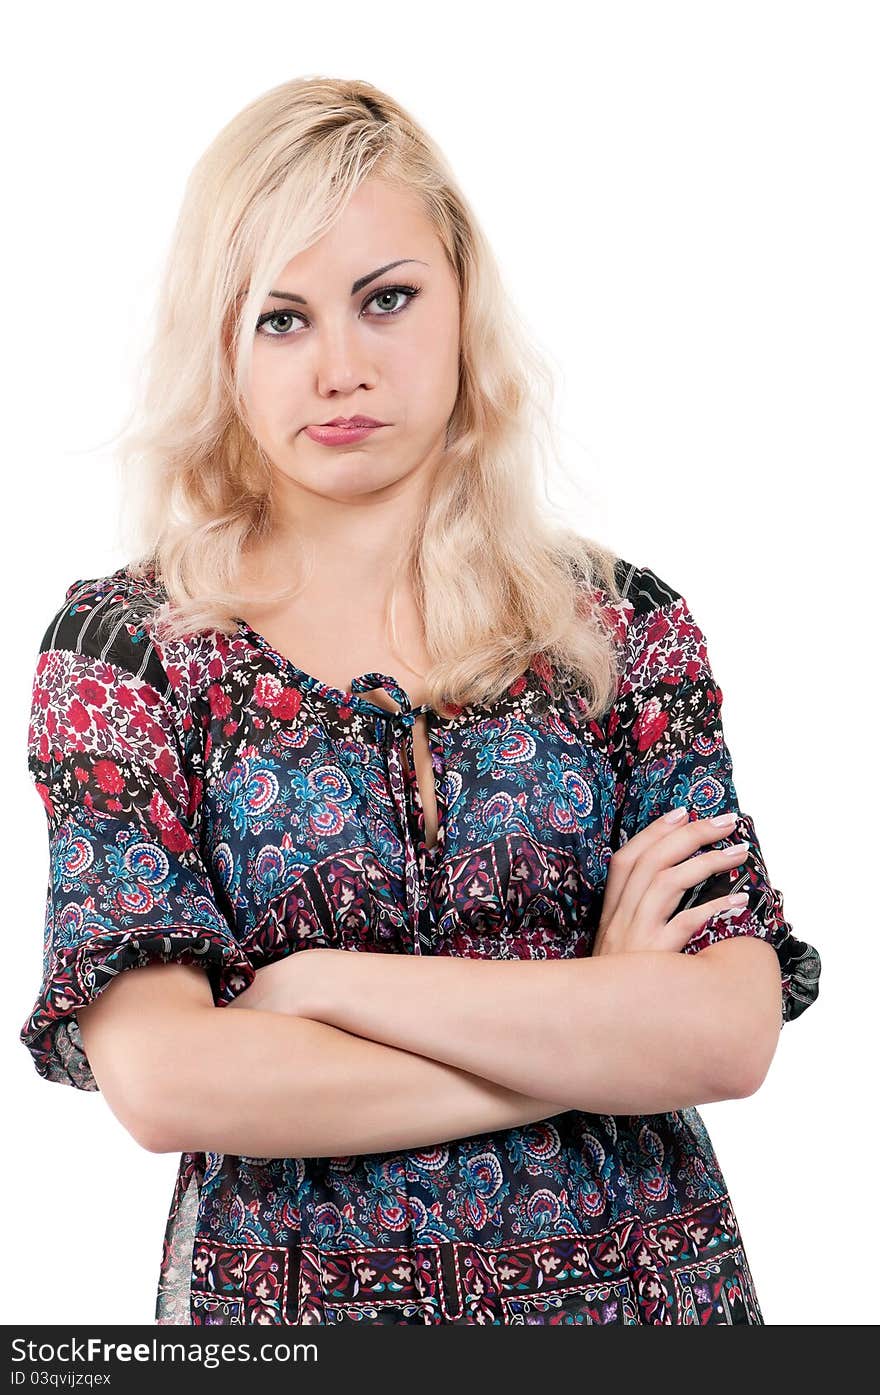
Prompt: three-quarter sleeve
<box><xmin>604</xmin><ymin>565</ymin><xmax>821</xmax><ymax>1027</ymax></box>
<box><xmin>20</xmin><ymin>577</ymin><xmax>255</xmax><ymax>1090</ymax></box>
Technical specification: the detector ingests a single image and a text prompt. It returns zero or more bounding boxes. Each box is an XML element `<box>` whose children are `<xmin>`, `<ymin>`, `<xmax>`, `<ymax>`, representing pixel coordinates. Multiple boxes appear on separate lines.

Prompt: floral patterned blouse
<box><xmin>20</xmin><ymin>558</ymin><xmax>820</xmax><ymax>1326</ymax></box>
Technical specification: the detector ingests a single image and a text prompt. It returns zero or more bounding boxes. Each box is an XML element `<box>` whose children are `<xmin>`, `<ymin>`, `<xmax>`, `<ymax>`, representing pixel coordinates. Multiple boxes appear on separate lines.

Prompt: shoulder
<box><xmin>610</xmin><ymin>556</ymin><xmax>683</xmax><ymax>617</ymax></box>
<box><xmin>603</xmin><ymin>555</ymin><xmax>714</xmax><ymax>694</ymax></box>
<box><xmin>36</xmin><ymin>567</ymin><xmax>172</xmax><ymax>700</ymax></box>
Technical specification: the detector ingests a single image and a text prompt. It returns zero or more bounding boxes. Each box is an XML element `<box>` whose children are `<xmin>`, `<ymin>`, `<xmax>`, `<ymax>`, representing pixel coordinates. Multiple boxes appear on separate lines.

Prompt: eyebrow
<box><xmin>267</xmin><ymin>259</ymin><xmax>428</xmax><ymax>304</ymax></box>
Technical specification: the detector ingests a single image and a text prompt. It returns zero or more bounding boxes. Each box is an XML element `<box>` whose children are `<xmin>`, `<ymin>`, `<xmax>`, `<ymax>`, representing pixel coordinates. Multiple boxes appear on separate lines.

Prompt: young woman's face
<box><xmin>243</xmin><ymin>177</ymin><xmax>461</xmax><ymax>504</ymax></box>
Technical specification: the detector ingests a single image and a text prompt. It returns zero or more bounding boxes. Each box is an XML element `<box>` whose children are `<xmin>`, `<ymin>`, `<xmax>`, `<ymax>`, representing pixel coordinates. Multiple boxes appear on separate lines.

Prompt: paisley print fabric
<box><xmin>19</xmin><ymin>558</ymin><xmax>821</xmax><ymax>1324</ymax></box>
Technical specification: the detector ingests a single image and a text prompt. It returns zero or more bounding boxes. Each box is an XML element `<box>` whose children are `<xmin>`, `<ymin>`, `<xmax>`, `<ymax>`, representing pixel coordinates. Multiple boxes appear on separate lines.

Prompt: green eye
<box><xmin>255</xmin><ymin>284</ymin><xmax>421</xmax><ymax>338</ymax></box>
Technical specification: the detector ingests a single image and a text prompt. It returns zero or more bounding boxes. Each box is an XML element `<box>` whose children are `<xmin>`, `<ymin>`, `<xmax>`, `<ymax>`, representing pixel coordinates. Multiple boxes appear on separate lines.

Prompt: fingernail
<box><xmin>723</xmin><ymin>841</ymin><xmax>750</xmax><ymax>857</ymax></box>
<box><xmin>711</xmin><ymin>812</ymin><xmax>738</xmax><ymax>825</ymax></box>
<box><xmin>664</xmin><ymin>806</ymin><xmax>688</xmax><ymax>823</ymax></box>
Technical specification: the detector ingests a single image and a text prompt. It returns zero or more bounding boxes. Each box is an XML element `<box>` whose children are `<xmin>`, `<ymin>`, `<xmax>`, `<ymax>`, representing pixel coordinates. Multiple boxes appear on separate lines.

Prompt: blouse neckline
<box><xmin>233</xmin><ymin>615</ymin><xmax>456</xmax><ymax>725</ymax></box>
<box><xmin>136</xmin><ymin>563</ymin><xmax>553</xmax><ymax>728</ymax></box>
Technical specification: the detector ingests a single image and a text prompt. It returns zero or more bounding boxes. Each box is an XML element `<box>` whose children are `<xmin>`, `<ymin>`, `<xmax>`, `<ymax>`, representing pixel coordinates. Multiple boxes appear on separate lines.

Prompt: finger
<box><xmin>603</xmin><ymin>806</ymin><xmax>734</xmax><ymax>922</ymax></box>
<box><xmin>631</xmin><ymin>842</ymin><xmax>749</xmax><ymax>937</ymax></box>
<box><xmin>649</xmin><ymin>891</ymin><xmax>750</xmax><ymax>953</ymax></box>
<box><xmin>615</xmin><ymin>815</ymin><xmax>745</xmax><ymax>926</ymax></box>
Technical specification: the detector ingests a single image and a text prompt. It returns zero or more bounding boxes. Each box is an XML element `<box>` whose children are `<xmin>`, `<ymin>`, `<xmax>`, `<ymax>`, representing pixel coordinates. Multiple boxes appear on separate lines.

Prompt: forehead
<box><xmin>274</xmin><ymin>179</ymin><xmax>436</xmax><ymax>283</ymax></box>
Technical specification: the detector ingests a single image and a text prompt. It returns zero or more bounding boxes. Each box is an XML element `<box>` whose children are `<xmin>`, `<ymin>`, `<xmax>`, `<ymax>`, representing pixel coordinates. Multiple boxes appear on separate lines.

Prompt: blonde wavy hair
<box><xmin>113</xmin><ymin>75</ymin><xmax>626</xmax><ymax>717</ymax></box>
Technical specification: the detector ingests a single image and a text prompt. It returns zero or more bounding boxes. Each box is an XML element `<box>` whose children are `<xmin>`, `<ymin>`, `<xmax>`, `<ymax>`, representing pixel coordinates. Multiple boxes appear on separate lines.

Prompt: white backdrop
<box><xmin>4</xmin><ymin>0</ymin><xmax>876</xmax><ymax>1326</ymax></box>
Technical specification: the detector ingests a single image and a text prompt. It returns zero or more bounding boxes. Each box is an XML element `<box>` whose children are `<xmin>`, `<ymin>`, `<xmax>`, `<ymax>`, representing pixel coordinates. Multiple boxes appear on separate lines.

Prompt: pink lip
<box><xmin>304</xmin><ymin>423</ymin><xmax>385</xmax><ymax>447</ymax></box>
<box><xmin>321</xmin><ymin>416</ymin><xmax>385</xmax><ymax>427</ymax></box>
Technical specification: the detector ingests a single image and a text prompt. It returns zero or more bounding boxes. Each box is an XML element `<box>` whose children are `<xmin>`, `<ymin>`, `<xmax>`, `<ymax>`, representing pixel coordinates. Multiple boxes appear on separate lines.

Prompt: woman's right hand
<box><xmin>592</xmin><ymin>807</ymin><xmax>751</xmax><ymax>957</ymax></box>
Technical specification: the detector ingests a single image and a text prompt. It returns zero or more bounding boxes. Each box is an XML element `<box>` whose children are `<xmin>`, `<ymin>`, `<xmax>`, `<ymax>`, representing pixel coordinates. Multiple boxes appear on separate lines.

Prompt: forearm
<box><xmin>298</xmin><ymin>950</ymin><xmax>742</xmax><ymax>1114</ymax></box>
<box><xmin>147</xmin><ymin>1005</ymin><xmax>565</xmax><ymax>1158</ymax></box>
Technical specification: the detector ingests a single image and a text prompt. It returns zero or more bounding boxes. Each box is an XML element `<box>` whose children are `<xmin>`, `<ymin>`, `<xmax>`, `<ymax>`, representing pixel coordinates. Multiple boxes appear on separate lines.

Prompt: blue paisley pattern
<box><xmin>19</xmin><ymin>559</ymin><xmax>820</xmax><ymax>1325</ymax></box>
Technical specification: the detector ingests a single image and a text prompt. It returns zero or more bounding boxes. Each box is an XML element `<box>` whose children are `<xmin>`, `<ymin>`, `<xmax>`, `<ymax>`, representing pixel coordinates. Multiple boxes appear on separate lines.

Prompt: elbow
<box><xmin>725</xmin><ymin>1056</ymin><xmax>770</xmax><ymax>1101</ymax></box>
<box><xmin>131</xmin><ymin>1115</ymin><xmax>175</xmax><ymax>1154</ymax></box>
<box><xmin>698</xmin><ymin>949</ymin><xmax>784</xmax><ymax>1100</ymax></box>
<box><xmin>132</xmin><ymin>1092</ymin><xmax>184</xmax><ymax>1152</ymax></box>
<box><xmin>111</xmin><ymin>1086</ymin><xmax>179</xmax><ymax>1154</ymax></box>
<box><xmin>734</xmin><ymin>988</ymin><xmax>785</xmax><ymax>1097</ymax></box>
<box><xmin>92</xmin><ymin>1053</ymin><xmax>190</xmax><ymax>1152</ymax></box>
<box><xmin>85</xmin><ymin>1061</ymin><xmax>175</xmax><ymax>1153</ymax></box>
<box><xmin>134</xmin><ymin>1076</ymin><xmax>196</xmax><ymax>1154</ymax></box>
<box><xmin>717</xmin><ymin>1017</ymin><xmax>782</xmax><ymax>1100</ymax></box>
<box><xmin>77</xmin><ymin>976</ymin><xmax>215</xmax><ymax>1154</ymax></box>
<box><xmin>740</xmin><ymin>1031</ymin><xmax>781</xmax><ymax>1097</ymax></box>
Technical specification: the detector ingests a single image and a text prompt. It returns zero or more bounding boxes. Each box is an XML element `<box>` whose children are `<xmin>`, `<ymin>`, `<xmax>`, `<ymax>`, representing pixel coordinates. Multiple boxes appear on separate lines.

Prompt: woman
<box><xmin>20</xmin><ymin>76</ymin><xmax>821</xmax><ymax>1325</ymax></box>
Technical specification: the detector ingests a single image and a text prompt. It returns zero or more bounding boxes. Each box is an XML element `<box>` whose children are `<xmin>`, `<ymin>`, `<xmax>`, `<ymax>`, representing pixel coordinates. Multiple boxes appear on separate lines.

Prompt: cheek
<box><xmin>398</xmin><ymin>324</ymin><xmax>459</xmax><ymax>412</ymax></box>
<box><xmin>248</xmin><ymin>351</ymin><xmax>304</xmax><ymax>432</ymax></box>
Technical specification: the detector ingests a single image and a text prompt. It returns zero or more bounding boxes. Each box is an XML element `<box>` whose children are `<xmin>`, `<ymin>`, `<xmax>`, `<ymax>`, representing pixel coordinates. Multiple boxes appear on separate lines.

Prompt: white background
<box><xmin>4</xmin><ymin>0</ymin><xmax>877</xmax><ymax>1325</ymax></box>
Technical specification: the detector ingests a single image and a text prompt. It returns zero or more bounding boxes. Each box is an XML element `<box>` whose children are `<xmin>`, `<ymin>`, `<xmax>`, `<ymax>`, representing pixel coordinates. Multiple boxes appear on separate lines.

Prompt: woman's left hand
<box><xmin>227</xmin><ymin>946</ymin><xmax>343</xmax><ymax>1016</ymax></box>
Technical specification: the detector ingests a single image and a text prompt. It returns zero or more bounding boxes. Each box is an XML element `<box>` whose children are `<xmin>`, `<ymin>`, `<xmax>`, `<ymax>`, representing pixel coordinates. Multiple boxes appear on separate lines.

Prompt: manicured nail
<box><xmin>711</xmin><ymin>812</ymin><xmax>737</xmax><ymax>825</ymax></box>
<box><xmin>664</xmin><ymin>806</ymin><xmax>688</xmax><ymax>822</ymax></box>
<box><xmin>728</xmin><ymin>892</ymin><xmax>749</xmax><ymax>905</ymax></box>
<box><xmin>723</xmin><ymin>841</ymin><xmax>750</xmax><ymax>857</ymax></box>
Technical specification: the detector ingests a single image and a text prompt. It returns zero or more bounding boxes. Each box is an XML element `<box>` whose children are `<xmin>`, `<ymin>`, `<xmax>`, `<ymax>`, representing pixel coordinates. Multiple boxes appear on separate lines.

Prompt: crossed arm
<box><xmin>86</xmin><ymin>932</ymin><xmax>780</xmax><ymax>1158</ymax></box>
<box><xmin>228</xmin><ymin>937</ymin><xmax>783</xmax><ymax>1113</ymax></box>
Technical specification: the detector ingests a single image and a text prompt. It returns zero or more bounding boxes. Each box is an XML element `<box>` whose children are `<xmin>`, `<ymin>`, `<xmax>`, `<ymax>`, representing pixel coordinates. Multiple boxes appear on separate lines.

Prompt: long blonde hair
<box><xmin>113</xmin><ymin>76</ymin><xmax>625</xmax><ymax>717</ymax></box>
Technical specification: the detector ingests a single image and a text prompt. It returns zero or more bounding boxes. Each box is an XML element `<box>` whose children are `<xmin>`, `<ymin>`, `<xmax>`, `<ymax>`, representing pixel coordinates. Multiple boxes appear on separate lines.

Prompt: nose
<box><xmin>313</xmin><ymin>317</ymin><xmax>377</xmax><ymax>399</ymax></box>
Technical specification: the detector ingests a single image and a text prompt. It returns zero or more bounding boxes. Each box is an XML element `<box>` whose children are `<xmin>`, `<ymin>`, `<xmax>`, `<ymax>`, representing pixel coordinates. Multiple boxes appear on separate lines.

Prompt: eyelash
<box><xmin>255</xmin><ymin>283</ymin><xmax>422</xmax><ymax>339</ymax></box>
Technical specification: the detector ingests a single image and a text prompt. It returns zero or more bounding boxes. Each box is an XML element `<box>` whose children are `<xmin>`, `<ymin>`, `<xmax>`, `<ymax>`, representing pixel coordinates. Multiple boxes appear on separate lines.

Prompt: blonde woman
<box><xmin>20</xmin><ymin>76</ymin><xmax>820</xmax><ymax>1326</ymax></box>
